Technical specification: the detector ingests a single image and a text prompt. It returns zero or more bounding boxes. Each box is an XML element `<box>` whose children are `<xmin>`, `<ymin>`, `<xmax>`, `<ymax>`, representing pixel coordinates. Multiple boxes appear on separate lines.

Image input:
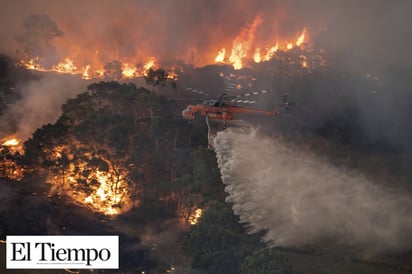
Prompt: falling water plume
<box><xmin>213</xmin><ymin>125</ymin><xmax>412</xmax><ymax>255</ymax></box>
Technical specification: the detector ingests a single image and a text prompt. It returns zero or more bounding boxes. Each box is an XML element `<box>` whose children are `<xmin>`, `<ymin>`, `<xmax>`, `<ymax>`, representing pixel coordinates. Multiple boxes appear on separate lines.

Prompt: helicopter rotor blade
<box><xmin>224</xmin><ymin>89</ymin><xmax>272</xmax><ymax>102</ymax></box>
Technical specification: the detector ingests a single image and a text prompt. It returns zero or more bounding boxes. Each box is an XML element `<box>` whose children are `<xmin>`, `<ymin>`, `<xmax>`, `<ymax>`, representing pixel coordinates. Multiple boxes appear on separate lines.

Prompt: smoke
<box><xmin>1</xmin><ymin>0</ymin><xmax>410</xmax><ymax>68</ymax></box>
<box><xmin>15</xmin><ymin>14</ymin><xmax>63</xmax><ymax>65</ymax></box>
<box><xmin>213</xmin><ymin>125</ymin><xmax>412</xmax><ymax>255</ymax></box>
<box><xmin>0</xmin><ymin>75</ymin><xmax>86</xmax><ymax>140</ymax></box>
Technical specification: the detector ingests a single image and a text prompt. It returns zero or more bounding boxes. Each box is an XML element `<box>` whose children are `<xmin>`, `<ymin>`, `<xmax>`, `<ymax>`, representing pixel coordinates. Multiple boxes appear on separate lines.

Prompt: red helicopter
<box><xmin>182</xmin><ymin>93</ymin><xmax>293</xmax><ymax>127</ymax></box>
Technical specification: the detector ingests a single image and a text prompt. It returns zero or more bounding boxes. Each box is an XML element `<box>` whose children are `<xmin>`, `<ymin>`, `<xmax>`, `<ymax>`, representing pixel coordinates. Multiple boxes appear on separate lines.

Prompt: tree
<box><xmin>144</xmin><ymin>68</ymin><xmax>177</xmax><ymax>89</ymax></box>
<box><xmin>21</xmin><ymin>81</ymin><xmax>196</xmax><ymax>218</ymax></box>
<box><xmin>181</xmin><ymin>201</ymin><xmax>263</xmax><ymax>274</ymax></box>
<box><xmin>241</xmin><ymin>248</ymin><xmax>292</xmax><ymax>274</ymax></box>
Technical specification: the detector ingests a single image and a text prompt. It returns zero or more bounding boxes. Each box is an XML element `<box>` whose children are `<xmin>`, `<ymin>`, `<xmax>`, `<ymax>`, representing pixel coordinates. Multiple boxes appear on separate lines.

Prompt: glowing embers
<box><xmin>0</xmin><ymin>136</ymin><xmax>24</xmax><ymax>180</ymax></box>
<box><xmin>2</xmin><ymin>137</ymin><xmax>19</xmax><ymax>147</ymax></box>
<box><xmin>1</xmin><ymin>136</ymin><xmax>23</xmax><ymax>154</ymax></box>
<box><xmin>178</xmin><ymin>201</ymin><xmax>203</xmax><ymax>225</ymax></box>
<box><xmin>188</xmin><ymin>208</ymin><xmax>203</xmax><ymax>225</ymax></box>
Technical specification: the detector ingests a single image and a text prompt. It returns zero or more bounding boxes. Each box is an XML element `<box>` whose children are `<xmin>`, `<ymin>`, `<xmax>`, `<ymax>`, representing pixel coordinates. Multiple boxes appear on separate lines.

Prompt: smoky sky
<box><xmin>0</xmin><ymin>0</ymin><xmax>411</xmax><ymax>68</ymax></box>
<box><xmin>0</xmin><ymin>0</ymin><xmax>411</xmax><ymax>146</ymax></box>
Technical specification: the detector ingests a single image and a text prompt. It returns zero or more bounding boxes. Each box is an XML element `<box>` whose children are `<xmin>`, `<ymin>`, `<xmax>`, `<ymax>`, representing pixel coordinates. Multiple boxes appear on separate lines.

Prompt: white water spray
<box><xmin>213</xmin><ymin>125</ymin><xmax>412</xmax><ymax>255</ymax></box>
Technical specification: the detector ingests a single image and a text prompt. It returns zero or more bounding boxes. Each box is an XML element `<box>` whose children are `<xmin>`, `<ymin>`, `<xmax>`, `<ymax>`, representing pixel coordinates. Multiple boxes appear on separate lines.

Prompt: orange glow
<box><xmin>1</xmin><ymin>136</ymin><xmax>23</xmax><ymax>154</ymax></box>
<box><xmin>24</xmin><ymin>58</ymin><xmax>39</xmax><ymax>70</ymax></box>
<box><xmin>82</xmin><ymin>65</ymin><xmax>91</xmax><ymax>80</ymax></box>
<box><xmin>1</xmin><ymin>136</ymin><xmax>24</xmax><ymax>180</ymax></box>
<box><xmin>296</xmin><ymin>28</ymin><xmax>306</xmax><ymax>46</ymax></box>
<box><xmin>253</xmin><ymin>48</ymin><xmax>262</xmax><ymax>63</ymax></box>
<box><xmin>144</xmin><ymin>57</ymin><xmax>156</xmax><ymax>71</ymax></box>
<box><xmin>2</xmin><ymin>138</ymin><xmax>19</xmax><ymax>147</ymax></box>
<box><xmin>83</xmin><ymin>170</ymin><xmax>129</xmax><ymax>215</ymax></box>
<box><xmin>189</xmin><ymin>208</ymin><xmax>203</xmax><ymax>225</ymax></box>
<box><xmin>264</xmin><ymin>43</ymin><xmax>279</xmax><ymax>61</ymax></box>
<box><xmin>53</xmin><ymin>58</ymin><xmax>77</xmax><ymax>73</ymax></box>
<box><xmin>46</xmin><ymin>145</ymin><xmax>133</xmax><ymax>216</ymax></box>
<box><xmin>19</xmin><ymin>55</ymin><xmax>162</xmax><ymax>80</ymax></box>
<box><xmin>166</xmin><ymin>70</ymin><xmax>179</xmax><ymax>80</ymax></box>
<box><xmin>228</xmin><ymin>15</ymin><xmax>263</xmax><ymax>70</ymax></box>
<box><xmin>215</xmin><ymin>48</ymin><xmax>226</xmax><ymax>63</ymax></box>
<box><xmin>213</xmin><ymin>15</ymin><xmax>310</xmax><ymax>69</ymax></box>
<box><xmin>17</xmin><ymin>14</ymin><xmax>314</xmax><ymax>76</ymax></box>
<box><xmin>300</xmin><ymin>54</ymin><xmax>308</xmax><ymax>68</ymax></box>
<box><xmin>122</xmin><ymin>63</ymin><xmax>137</xmax><ymax>78</ymax></box>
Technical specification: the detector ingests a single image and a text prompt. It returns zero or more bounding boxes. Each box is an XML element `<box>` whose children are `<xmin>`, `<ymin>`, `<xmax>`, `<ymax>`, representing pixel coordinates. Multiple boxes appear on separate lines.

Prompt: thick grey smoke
<box><xmin>0</xmin><ymin>75</ymin><xmax>86</xmax><ymax>140</ymax></box>
<box><xmin>213</xmin><ymin>125</ymin><xmax>412</xmax><ymax>255</ymax></box>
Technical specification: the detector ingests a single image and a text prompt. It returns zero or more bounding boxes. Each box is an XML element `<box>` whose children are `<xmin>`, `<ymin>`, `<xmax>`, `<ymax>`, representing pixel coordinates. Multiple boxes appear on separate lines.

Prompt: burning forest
<box><xmin>1</xmin><ymin>0</ymin><xmax>412</xmax><ymax>273</ymax></box>
<box><xmin>12</xmin><ymin>11</ymin><xmax>314</xmax><ymax>80</ymax></box>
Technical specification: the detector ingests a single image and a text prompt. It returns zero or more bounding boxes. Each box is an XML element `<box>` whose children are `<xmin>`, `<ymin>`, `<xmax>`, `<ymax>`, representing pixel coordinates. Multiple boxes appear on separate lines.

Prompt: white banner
<box><xmin>6</xmin><ymin>235</ymin><xmax>119</xmax><ymax>269</ymax></box>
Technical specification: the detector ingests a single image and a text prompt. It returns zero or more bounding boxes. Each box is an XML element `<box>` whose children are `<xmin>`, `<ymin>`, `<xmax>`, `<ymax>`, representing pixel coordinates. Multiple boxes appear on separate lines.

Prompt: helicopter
<box><xmin>182</xmin><ymin>92</ymin><xmax>293</xmax><ymax>128</ymax></box>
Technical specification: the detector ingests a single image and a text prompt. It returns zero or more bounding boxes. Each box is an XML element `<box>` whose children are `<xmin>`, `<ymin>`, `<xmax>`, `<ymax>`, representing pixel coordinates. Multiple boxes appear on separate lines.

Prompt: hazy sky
<box><xmin>1</xmin><ymin>0</ymin><xmax>412</xmax><ymax>146</ymax></box>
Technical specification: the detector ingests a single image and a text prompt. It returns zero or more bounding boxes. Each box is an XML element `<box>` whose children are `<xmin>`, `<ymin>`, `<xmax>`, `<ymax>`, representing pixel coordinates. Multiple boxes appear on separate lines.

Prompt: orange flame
<box><xmin>263</xmin><ymin>43</ymin><xmax>279</xmax><ymax>62</ymax></box>
<box><xmin>144</xmin><ymin>57</ymin><xmax>156</xmax><ymax>71</ymax></box>
<box><xmin>53</xmin><ymin>58</ymin><xmax>77</xmax><ymax>73</ymax></box>
<box><xmin>19</xmin><ymin>55</ymin><xmax>163</xmax><ymax>81</ymax></box>
<box><xmin>122</xmin><ymin>63</ymin><xmax>137</xmax><ymax>79</ymax></box>
<box><xmin>83</xmin><ymin>170</ymin><xmax>129</xmax><ymax>215</ymax></box>
<box><xmin>213</xmin><ymin>16</ymin><xmax>309</xmax><ymax>69</ymax></box>
<box><xmin>228</xmin><ymin>15</ymin><xmax>263</xmax><ymax>70</ymax></box>
<box><xmin>189</xmin><ymin>208</ymin><xmax>203</xmax><ymax>225</ymax></box>
<box><xmin>17</xmin><ymin>15</ymin><xmax>313</xmax><ymax>77</ymax></box>
<box><xmin>253</xmin><ymin>48</ymin><xmax>262</xmax><ymax>63</ymax></box>
<box><xmin>1</xmin><ymin>136</ymin><xmax>24</xmax><ymax>180</ymax></box>
<box><xmin>214</xmin><ymin>48</ymin><xmax>226</xmax><ymax>63</ymax></box>
<box><xmin>2</xmin><ymin>138</ymin><xmax>19</xmax><ymax>147</ymax></box>
<box><xmin>296</xmin><ymin>28</ymin><xmax>306</xmax><ymax>47</ymax></box>
<box><xmin>46</xmin><ymin>146</ymin><xmax>132</xmax><ymax>216</ymax></box>
<box><xmin>1</xmin><ymin>136</ymin><xmax>23</xmax><ymax>154</ymax></box>
<box><xmin>82</xmin><ymin>65</ymin><xmax>91</xmax><ymax>80</ymax></box>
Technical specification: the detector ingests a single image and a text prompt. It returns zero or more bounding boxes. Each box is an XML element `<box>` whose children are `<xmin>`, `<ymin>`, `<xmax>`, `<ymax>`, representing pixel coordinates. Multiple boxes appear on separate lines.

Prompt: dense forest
<box><xmin>0</xmin><ymin>77</ymin><xmax>263</xmax><ymax>273</ymax></box>
<box><xmin>1</xmin><ymin>51</ymin><xmax>412</xmax><ymax>274</ymax></box>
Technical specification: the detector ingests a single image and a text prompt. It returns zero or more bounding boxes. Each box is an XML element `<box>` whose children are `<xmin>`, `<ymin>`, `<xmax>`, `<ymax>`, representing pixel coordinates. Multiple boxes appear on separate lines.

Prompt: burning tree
<box><xmin>22</xmin><ymin>82</ymin><xmax>182</xmax><ymax>215</ymax></box>
<box><xmin>0</xmin><ymin>144</ymin><xmax>24</xmax><ymax>181</ymax></box>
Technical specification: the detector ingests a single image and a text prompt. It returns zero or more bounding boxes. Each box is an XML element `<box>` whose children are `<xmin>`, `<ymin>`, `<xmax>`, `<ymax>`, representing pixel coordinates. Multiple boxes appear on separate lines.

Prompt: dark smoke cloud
<box><xmin>213</xmin><ymin>125</ymin><xmax>412</xmax><ymax>256</ymax></box>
